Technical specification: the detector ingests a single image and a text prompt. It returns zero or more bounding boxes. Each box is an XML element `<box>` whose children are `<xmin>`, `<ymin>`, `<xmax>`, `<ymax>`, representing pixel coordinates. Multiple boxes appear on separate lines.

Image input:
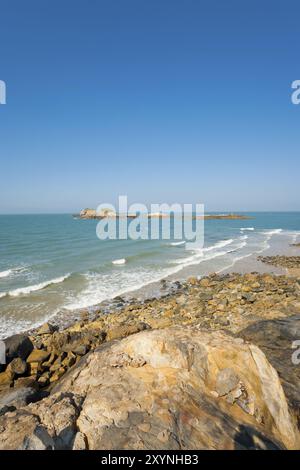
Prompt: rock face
<box><xmin>0</xmin><ymin>327</ymin><xmax>298</xmax><ymax>450</ymax></box>
<box><xmin>240</xmin><ymin>315</ymin><xmax>300</xmax><ymax>427</ymax></box>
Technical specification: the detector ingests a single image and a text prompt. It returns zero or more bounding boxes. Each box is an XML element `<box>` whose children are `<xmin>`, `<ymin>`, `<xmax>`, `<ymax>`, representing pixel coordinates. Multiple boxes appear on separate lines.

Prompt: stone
<box><xmin>106</xmin><ymin>322</ymin><xmax>149</xmax><ymax>341</ymax></box>
<box><xmin>199</xmin><ymin>278</ymin><xmax>211</xmax><ymax>287</ymax></box>
<box><xmin>49</xmin><ymin>368</ymin><xmax>66</xmax><ymax>383</ymax></box>
<box><xmin>0</xmin><ymin>385</ymin><xmax>43</xmax><ymax>416</ymax></box>
<box><xmin>28</xmin><ymin>362</ymin><xmax>41</xmax><ymax>376</ymax></box>
<box><xmin>4</xmin><ymin>334</ymin><xmax>33</xmax><ymax>362</ymax></box>
<box><xmin>239</xmin><ymin>315</ymin><xmax>300</xmax><ymax>423</ymax></box>
<box><xmin>38</xmin><ymin>375</ymin><xmax>50</xmax><ymax>387</ymax></box>
<box><xmin>6</xmin><ymin>358</ymin><xmax>27</xmax><ymax>376</ymax></box>
<box><xmin>26</xmin><ymin>349</ymin><xmax>50</xmax><ymax>364</ymax></box>
<box><xmin>13</xmin><ymin>376</ymin><xmax>39</xmax><ymax>390</ymax></box>
<box><xmin>0</xmin><ymin>371</ymin><xmax>13</xmax><ymax>387</ymax></box>
<box><xmin>37</xmin><ymin>322</ymin><xmax>56</xmax><ymax>335</ymax></box>
<box><xmin>42</xmin><ymin>352</ymin><xmax>58</xmax><ymax>368</ymax></box>
<box><xmin>62</xmin><ymin>351</ymin><xmax>76</xmax><ymax>368</ymax></box>
<box><xmin>71</xmin><ymin>345</ymin><xmax>87</xmax><ymax>356</ymax></box>
<box><xmin>72</xmin><ymin>432</ymin><xmax>87</xmax><ymax>450</ymax></box>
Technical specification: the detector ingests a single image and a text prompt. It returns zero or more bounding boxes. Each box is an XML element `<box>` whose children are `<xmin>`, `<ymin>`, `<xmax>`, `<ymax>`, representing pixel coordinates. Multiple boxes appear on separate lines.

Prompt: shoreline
<box><xmin>0</xmin><ymin>229</ymin><xmax>300</xmax><ymax>449</ymax></box>
<box><xmin>0</xmin><ymin>260</ymin><xmax>300</xmax><ymax>449</ymax></box>
<box><xmin>43</xmin><ymin>230</ymin><xmax>298</xmax><ymax>333</ymax></box>
<box><xmin>0</xmin><ymin>230</ymin><xmax>297</xmax><ymax>339</ymax></box>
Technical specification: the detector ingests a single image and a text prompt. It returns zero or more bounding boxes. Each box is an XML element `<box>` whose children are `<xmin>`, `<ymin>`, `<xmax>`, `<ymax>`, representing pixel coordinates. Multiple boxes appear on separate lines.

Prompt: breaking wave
<box><xmin>1</xmin><ymin>274</ymin><xmax>70</xmax><ymax>298</ymax></box>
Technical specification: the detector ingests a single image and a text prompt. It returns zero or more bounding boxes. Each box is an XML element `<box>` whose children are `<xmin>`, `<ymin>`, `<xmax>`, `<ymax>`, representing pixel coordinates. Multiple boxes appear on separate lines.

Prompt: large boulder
<box><xmin>4</xmin><ymin>334</ymin><xmax>33</xmax><ymax>363</ymax></box>
<box><xmin>0</xmin><ymin>327</ymin><xmax>298</xmax><ymax>450</ymax></box>
<box><xmin>239</xmin><ymin>314</ymin><xmax>300</xmax><ymax>426</ymax></box>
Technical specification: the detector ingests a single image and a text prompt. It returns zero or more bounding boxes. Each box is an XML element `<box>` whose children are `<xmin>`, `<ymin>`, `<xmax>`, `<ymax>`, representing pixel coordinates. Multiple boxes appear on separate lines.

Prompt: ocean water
<box><xmin>0</xmin><ymin>212</ymin><xmax>300</xmax><ymax>338</ymax></box>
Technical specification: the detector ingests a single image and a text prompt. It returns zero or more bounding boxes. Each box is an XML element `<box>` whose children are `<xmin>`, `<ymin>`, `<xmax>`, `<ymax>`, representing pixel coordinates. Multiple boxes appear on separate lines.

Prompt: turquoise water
<box><xmin>0</xmin><ymin>212</ymin><xmax>300</xmax><ymax>338</ymax></box>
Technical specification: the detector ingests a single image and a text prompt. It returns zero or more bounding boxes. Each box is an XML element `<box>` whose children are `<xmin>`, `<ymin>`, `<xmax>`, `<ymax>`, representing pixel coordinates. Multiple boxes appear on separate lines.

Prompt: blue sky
<box><xmin>0</xmin><ymin>0</ymin><xmax>299</xmax><ymax>213</ymax></box>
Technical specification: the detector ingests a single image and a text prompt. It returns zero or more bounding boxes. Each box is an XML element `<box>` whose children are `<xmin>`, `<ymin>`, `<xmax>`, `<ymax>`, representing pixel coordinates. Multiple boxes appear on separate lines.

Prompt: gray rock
<box><xmin>4</xmin><ymin>334</ymin><xmax>33</xmax><ymax>363</ymax></box>
<box><xmin>0</xmin><ymin>386</ymin><xmax>43</xmax><ymax>416</ymax></box>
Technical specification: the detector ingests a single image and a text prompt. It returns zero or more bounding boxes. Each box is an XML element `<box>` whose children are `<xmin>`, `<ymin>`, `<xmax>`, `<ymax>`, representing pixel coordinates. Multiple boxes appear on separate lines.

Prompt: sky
<box><xmin>0</xmin><ymin>0</ymin><xmax>299</xmax><ymax>213</ymax></box>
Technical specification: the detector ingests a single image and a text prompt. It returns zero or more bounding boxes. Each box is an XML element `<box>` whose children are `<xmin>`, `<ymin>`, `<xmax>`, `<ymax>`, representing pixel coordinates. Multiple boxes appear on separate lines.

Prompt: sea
<box><xmin>0</xmin><ymin>212</ymin><xmax>300</xmax><ymax>339</ymax></box>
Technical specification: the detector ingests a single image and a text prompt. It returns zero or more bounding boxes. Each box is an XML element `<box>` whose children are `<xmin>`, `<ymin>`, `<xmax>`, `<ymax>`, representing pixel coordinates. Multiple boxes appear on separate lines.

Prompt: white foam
<box><xmin>112</xmin><ymin>258</ymin><xmax>126</xmax><ymax>265</ymax></box>
<box><xmin>170</xmin><ymin>241</ymin><xmax>186</xmax><ymax>247</ymax></box>
<box><xmin>0</xmin><ymin>269</ymin><xmax>13</xmax><ymax>278</ymax></box>
<box><xmin>261</xmin><ymin>228</ymin><xmax>283</xmax><ymax>236</ymax></box>
<box><xmin>255</xmin><ymin>228</ymin><xmax>283</xmax><ymax>253</ymax></box>
<box><xmin>202</xmin><ymin>239</ymin><xmax>233</xmax><ymax>252</ymax></box>
<box><xmin>5</xmin><ymin>274</ymin><xmax>70</xmax><ymax>297</ymax></box>
<box><xmin>0</xmin><ymin>266</ymin><xmax>26</xmax><ymax>278</ymax></box>
<box><xmin>64</xmin><ymin>235</ymin><xmax>248</xmax><ymax>312</ymax></box>
<box><xmin>64</xmin><ymin>268</ymin><xmax>169</xmax><ymax>310</ymax></box>
<box><xmin>240</xmin><ymin>227</ymin><xmax>254</xmax><ymax>232</ymax></box>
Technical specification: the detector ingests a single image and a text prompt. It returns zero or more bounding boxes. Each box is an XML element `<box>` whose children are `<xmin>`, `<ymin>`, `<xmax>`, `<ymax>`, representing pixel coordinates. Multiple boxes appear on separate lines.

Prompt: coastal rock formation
<box><xmin>0</xmin><ymin>327</ymin><xmax>299</xmax><ymax>450</ymax></box>
<box><xmin>77</xmin><ymin>209</ymin><xmax>252</xmax><ymax>220</ymax></box>
<box><xmin>0</xmin><ymin>271</ymin><xmax>299</xmax><ymax>449</ymax></box>
<box><xmin>258</xmin><ymin>255</ymin><xmax>300</xmax><ymax>269</ymax></box>
<box><xmin>200</xmin><ymin>214</ymin><xmax>252</xmax><ymax>220</ymax></box>
<box><xmin>79</xmin><ymin>208</ymin><xmax>116</xmax><ymax>219</ymax></box>
<box><xmin>1</xmin><ymin>272</ymin><xmax>300</xmax><ymax>391</ymax></box>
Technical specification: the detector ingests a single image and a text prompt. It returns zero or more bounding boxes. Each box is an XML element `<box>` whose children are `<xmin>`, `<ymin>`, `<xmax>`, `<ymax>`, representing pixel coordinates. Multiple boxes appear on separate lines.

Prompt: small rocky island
<box><xmin>76</xmin><ymin>208</ymin><xmax>252</xmax><ymax>220</ymax></box>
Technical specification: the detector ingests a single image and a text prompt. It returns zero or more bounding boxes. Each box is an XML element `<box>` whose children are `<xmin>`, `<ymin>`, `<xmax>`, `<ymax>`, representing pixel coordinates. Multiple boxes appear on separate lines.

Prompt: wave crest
<box><xmin>1</xmin><ymin>274</ymin><xmax>70</xmax><ymax>298</ymax></box>
<box><xmin>0</xmin><ymin>269</ymin><xmax>13</xmax><ymax>278</ymax></box>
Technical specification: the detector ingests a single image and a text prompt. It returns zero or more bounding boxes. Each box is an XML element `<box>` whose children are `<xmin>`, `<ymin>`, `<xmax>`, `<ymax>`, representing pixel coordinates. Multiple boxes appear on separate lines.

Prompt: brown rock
<box><xmin>37</xmin><ymin>322</ymin><xmax>56</xmax><ymax>335</ymax></box>
<box><xmin>26</xmin><ymin>350</ymin><xmax>50</xmax><ymax>364</ymax></box>
<box><xmin>0</xmin><ymin>371</ymin><xmax>13</xmax><ymax>387</ymax></box>
<box><xmin>6</xmin><ymin>358</ymin><xmax>27</xmax><ymax>376</ymax></box>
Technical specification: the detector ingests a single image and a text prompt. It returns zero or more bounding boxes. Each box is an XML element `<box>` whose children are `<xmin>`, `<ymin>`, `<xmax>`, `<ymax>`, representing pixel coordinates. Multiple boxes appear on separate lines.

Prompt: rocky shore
<box><xmin>0</xmin><ymin>266</ymin><xmax>300</xmax><ymax>449</ymax></box>
<box><xmin>258</xmin><ymin>255</ymin><xmax>300</xmax><ymax>269</ymax></box>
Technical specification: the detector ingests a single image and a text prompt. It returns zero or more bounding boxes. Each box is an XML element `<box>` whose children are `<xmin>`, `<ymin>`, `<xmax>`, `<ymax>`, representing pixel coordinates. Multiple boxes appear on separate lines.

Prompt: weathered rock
<box><xmin>239</xmin><ymin>315</ymin><xmax>300</xmax><ymax>427</ymax></box>
<box><xmin>26</xmin><ymin>349</ymin><xmax>50</xmax><ymax>364</ymax></box>
<box><xmin>215</xmin><ymin>368</ymin><xmax>240</xmax><ymax>397</ymax></box>
<box><xmin>37</xmin><ymin>322</ymin><xmax>56</xmax><ymax>335</ymax></box>
<box><xmin>4</xmin><ymin>334</ymin><xmax>33</xmax><ymax>362</ymax></box>
<box><xmin>0</xmin><ymin>327</ymin><xmax>298</xmax><ymax>450</ymax></box>
<box><xmin>6</xmin><ymin>358</ymin><xmax>27</xmax><ymax>376</ymax></box>
<box><xmin>0</xmin><ymin>371</ymin><xmax>13</xmax><ymax>387</ymax></box>
<box><xmin>47</xmin><ymin>330</ymin><xmax>105</xmax><ymax>354</ymax></box>
<box><xmin>0</xmin><ymin>385</ymin><xmax>44</xmax><ymax>416</ymax></box>
<box><xmin>106</xmin><ymin>322</ymin><xmax>150</xmax><ymax>341</ymax></box>
<box><xmin>258</xmin><ymin>256</ymin><xmax>300</xmax><ymax>269</ymax></box>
